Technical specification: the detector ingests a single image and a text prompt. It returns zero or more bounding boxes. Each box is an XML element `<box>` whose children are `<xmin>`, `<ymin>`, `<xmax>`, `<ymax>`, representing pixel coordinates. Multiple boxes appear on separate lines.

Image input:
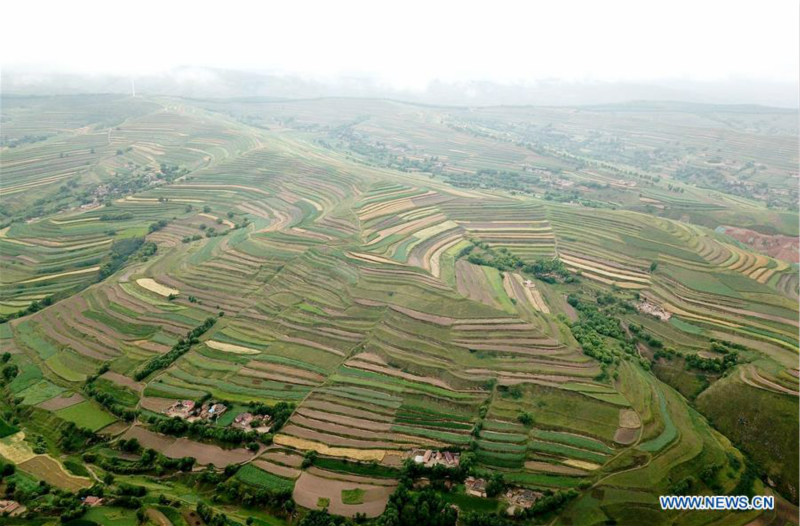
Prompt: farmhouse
<box><xmin>232</xmin><ymin>412</ymin><xmax>272</xmax><ymax>432</ymax></box>
<box><xmin>465</xmin><ymin>477</ymin><xmax>487</xmax><ymax>498</ymax></box>
<box><xmin>83</xmin><ymin>496</ymin><xmax>104</xmax><ymax>507</ymax></box>
<box><xmin>504</xmin><ymin>487</ymin><xmax>542</xmax><ymax>514</ymax></box>
<box><xmin>409</xmin><ymin>449</ymin><xmax>460</xmax><ymax>468</ymax></box>
<box><xmin>165</xmin><ymin>400</ymin><xmax>196</xmax><ymax>419</ymax></box>
<box><xmin>197</xmin><ymin>402</ymin><xmax>227</xmax><ymax>421</ymax></box>
<box><xmin>233</xmin><ymin>412</ymin><xmax>253</xmax><ymax>427</ymax></box>
<box><xmin>0</xmin><ymin>500</ymin><xmax>24</xmax><ymax>516</ymax></box>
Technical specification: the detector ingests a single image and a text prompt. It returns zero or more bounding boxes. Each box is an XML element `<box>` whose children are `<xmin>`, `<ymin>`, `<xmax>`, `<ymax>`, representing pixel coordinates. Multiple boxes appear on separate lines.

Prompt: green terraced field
<box><xmin>0</xmin><ymin>94</ymin><xmax>796</xmax><ymax>526</ymax></box>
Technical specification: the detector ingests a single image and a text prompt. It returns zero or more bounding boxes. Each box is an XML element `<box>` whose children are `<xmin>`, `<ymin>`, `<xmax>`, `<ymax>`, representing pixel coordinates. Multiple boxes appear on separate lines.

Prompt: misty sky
<box><xmin>2</xmin><ymin>0</ymin><xmax>798</xmax><ymax>90</ymax></box>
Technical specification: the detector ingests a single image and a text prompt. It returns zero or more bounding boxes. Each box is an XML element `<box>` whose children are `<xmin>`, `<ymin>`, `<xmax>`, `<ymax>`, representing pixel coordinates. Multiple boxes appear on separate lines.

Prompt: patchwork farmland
<box><xmin>0</xmin><ymin>95</ymin><xmax>797</xmax><ymax>526</ymax></box>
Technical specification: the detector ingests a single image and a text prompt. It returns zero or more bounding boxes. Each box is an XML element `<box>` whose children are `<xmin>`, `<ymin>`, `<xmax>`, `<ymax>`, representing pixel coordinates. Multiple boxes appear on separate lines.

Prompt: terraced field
<box><xmin>0</xmin><ymin>96</ymin><xmax>796</xmax><ymax>526</ymax></box>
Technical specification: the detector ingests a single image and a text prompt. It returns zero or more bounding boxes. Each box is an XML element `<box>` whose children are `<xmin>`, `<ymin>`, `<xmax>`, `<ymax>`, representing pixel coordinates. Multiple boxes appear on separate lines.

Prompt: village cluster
<box><xmin>465</xmin><ymin>477</ymin><xmax>544</xmax><ymax>514</ymax></box>
<box><xmin>163</xmin><ymin>400</ymin><xmax>272</xmax><ymax>432</ymax></box>
<box><xmin>407</xmin><ymin>450</ymin><xmax>542</xmax><ymax>514</ymax></box>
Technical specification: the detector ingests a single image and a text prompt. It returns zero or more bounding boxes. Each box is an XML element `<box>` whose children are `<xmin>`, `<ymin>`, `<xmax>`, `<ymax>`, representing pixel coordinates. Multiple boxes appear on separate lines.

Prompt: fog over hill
<box><xmin>3</xmin><ymin>67</ymin><xmax>798</xmax><ymax>108</ymax></box>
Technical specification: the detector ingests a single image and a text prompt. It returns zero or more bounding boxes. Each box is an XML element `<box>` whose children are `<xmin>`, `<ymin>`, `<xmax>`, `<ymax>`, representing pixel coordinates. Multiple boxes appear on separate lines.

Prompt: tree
<box><xmin>516</xmin><ymin>411</ymin><xmax>533</xmax><ymax>427</ymax></box>
<box><xmin>485</xmin><ymin>473</ymin><xmax>506</xmax><ymax>498</ymax></box>
<box><xmin>302</xmin><ymin>450</ymin><xmax>317</xmax><ymax>469</ymax></box>
<box><xmin>650</xmin><ymin>261</ymin><xmax>658</xmax><ymax>272</ymax></box>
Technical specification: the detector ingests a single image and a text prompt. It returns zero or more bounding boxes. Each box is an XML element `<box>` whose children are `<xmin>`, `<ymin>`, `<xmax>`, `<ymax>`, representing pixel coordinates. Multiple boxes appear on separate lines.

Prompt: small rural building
<box><xmin>465</xmin><ymin>477</ymin><xmax>487</xmax><ymax>498</ymax></box>
<box><xmin>0</xmin><ymin>500</ymin><xmax>21</xmax><ymax>515</ymax></box>
<box><xmin>83</xmin><ymin>496</ymin><xmax>104</xmax><ymax>507</ymax></box>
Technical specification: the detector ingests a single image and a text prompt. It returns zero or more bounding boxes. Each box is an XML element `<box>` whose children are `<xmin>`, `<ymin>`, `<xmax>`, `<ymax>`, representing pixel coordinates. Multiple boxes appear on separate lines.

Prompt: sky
<box><xmin>2</xmin><ymin>0</ymin><xmax>798</xmax><ymax>90</ymax></box>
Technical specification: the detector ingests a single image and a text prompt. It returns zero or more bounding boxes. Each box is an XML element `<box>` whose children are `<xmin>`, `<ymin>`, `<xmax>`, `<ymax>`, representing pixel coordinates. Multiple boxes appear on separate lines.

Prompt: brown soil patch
<box><xmin>37</xmin><ymin>392</ymin><xmax>84</xmax><ymax>410</ymax></box>
<box><xmin>613</xmin><ymin>427</ymin><xmax>639</xmax><ymax>445</ymax></box>
<box><xmin>721</xmin><ymin>226</ymin><xmax>799</xmax><ymax>264</ymax></box>
<box><xmin>455</xmin><ymin>260</ymin><xmax>497</xmax><ymax>307</ymax></box>
<box><xmin>293</xmin><ymin>470</ymin><xmax>396</xmax><ymax>517</ymax></box>
<box><xmin>618</xmin><ymin>409</ymin><xmax>641</xmax><ymax>428</ymax></box>
<box><xmin>252</xmin><ymin>459</ymin><xmax>301</xmax><ymax>479</ymax></box>
<box><xmin>101</xmin><ymin>371</ymin><xmax>144</xmax><ymax>393</ymax></box>
<box><xmin>18</xmin><ymin>455</ymin><xmax>92</xmax><ymax>491</ymax></box>
<box><xmin>260</xmin><ymin>449</ymin><xmax>304</xmax><ymax>468</ymax></box>
<box><xmin>146</xmin><ymin>508</ymin><xmax>173</xmax><ymax>526</ymax></box>
<box><xmin>524</xmin><ymin>461</ymin><xmax>587</xmax><ymax>476</ymax></box>
<box><xmin>165</xmin><ymin>438</ymin><xmax>253</xmax><ymax>466</ymax></box>
<box><xmin>140</xmin><ymin>397</ymin><xmax>179</xmax><ymax>413</ymax></box>
<box><xmin>302</xmin><ymin>399</ymin><xmax>395</xmax><ymax>423</ymax></box>
<box><xmin>295</xmin><ymin>408</ymin><xmax>392</xmax><ymax>432</ymax></box>
<box><xmin>123</xmin><ymin>426</ymin><xmax>176</xmax><ymax>451</ymax></box>
<box><xmin>98</xmin><ymin>421</ymin><xmax>131</xmax><ymax>437</ymax></box>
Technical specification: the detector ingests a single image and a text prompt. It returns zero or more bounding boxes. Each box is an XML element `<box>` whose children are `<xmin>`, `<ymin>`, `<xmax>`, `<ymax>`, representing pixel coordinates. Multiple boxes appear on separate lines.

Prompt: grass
<box><xmin>82</xmin><ymin>507</ymin><xmax>139</xmax><ymax>526</ymax></box>
<box><xmin>93</xmin><ymin>379</ymin><xmax>139</xmax><ymax>407</ymax></box>
<box><xmin>235</xmin><ymin>464</ymin><xmax>295</xmax><ymax>491</ymax></box>
<box><xmin>313</xmin><ymin>457</ymin><xmax>399</xmax><ymax>478</ymax></box>
<box><xmin>17</xmin><ymin>379</ymin><xmax>65</xmax><ymax>405</ymax></box>
<box><xmin>637</xmin><ymin>389</ymin><xmax>677</xmax><ymax>453</ymax></box>
<box><xmin>0</xmin><ymin>418</ymin><xmax>19</xmax><ymax>438</ymax></box>
<box><xmin>63</xmin><ymin>457</ymin><xmax>91</xmax><ymax>477</ymax></box>
<box><xmin>341</xmin><ymin>488</ymin><xmax>365</xmax><ymax>505</ymax></box>
<box><xmin>531</xmin><ymin>429</ymin><xmax>614</xmax><ymax>454</ymax></box>
<box><xmin>527</xmin><ymin>441</ymin><xmax>608</xmax><ymax>464</ymax></box>
<box><xmin>55</xmin><ymin>401</ymin><xmax>116</xmax><ymax>431</ymax></box>
<box><xmin>443</xmin><ymin>491</ymin><xmax>499</xmax><ymax>513</ymax></box>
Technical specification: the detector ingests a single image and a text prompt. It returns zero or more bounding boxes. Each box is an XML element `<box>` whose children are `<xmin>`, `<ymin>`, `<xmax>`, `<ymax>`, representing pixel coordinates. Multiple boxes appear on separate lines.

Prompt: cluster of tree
<box><xmin>628</xmin><ymin>323</ymin><xmax>664</xmax><ymax>349</ymax></box>
<box><xmin>1</xmin><ymin>134</ymin><xmax>50</xmax><ymax>148</ymax></box>
<box><xmin>465</xmin><ymin>241</ymin><xmax>524</xmax><ymax>271</ymax></box>
<box><xmin>196</xmin><ymin>502</ymin><xmax>244</xmax><ymax>526</ymax></box>
<box><xmin>710</xmin><ymin>339</ymin><xmax>746</xmax><ymax>353</ymax></box>
<box><xmin>299</xmin><ymin>509</ymin><xmax>361</xmax><ymax>526</ymax></box>
<box><xmin>216</xmin><ymin>476</ymin><xmax>295</xmax><ymax>518</ymax></box>
<box><xmin>0</xmin><ymin>295</ymin><xmax>53</xmax><ymax>323</ymax></box>
<box><xmin>685</xmin><ymin>351</ymin><xmax>738</xmax><ymax>373</ymax></box>
<box><xmin>134</xmin><ymin>316</ymin><xmax>216</xmax><ymax>380</ymax></box>
<box><xmin>442</xmin><ymin>169</ymin><xmax>544</xmax><ymax>194</ymax></box>
<box><xmin>84</xmin><ymin>445</ymin><xmax>195</xmax><ymax>475</ymax></box>
<box><xmin>0</xmin><ymin>363</ymin><xmax>19</xmax><ymax>383</ymax></box>
<box><xmin>107</xmin><ymin>483</ymin><xmax>148</xmax><ymax>510</ymax></box>
<box><xmin>247</xmin><ymin>401</ymin><xmax>295</xmax><ymax>432</ymax></box>
<box><xmin>58</xmin><ymin>422</ymin><xmax>100</xmax><ymax>453</ymax></box>
<box><xmin>0</xmin><ymin>461</ymin><xmax>15</xmax><ymax>480</ymax></box>
<box><xmin>148</xmin><ymin>219</ymin><xmax>168</xmax><ymax>233</ymax></box>
<box><xmin>84</xmin><ymin>383</ymin><xmax>138</xmax><ymax>422</ymax></box>
<box><xmin>100</xmin><ymin>212</ymin><xmax>134</xmax><ymax>221</ymax></box>
<box><xmin>1</xmin><ymin>474</ymin><xmax>89</xmax><ymax>523</ymax></box>
<box><xmin>377</xmin><ymin>482</ymin><xmax>457</xmax><ymax>526</ymax></box>
<box><xmin>523</xmin><ymin>258</ymin><xmax>572</xmax><ymax>283</ymax></box>
<box><xmin>463</xmin><ymin>241</ymin><xmax>574</xmax><ymax>285</ymax></box>
<box><xmin>98</xmin><ymin>237</ymin><xmax>157</xmax><ymax>280</ymax></box>
<box><xmin>159</xmin><ymin>163</ymin><xmax>188</xmax><ymax>181</ymax></box>
<box><xmin>566</xmin><ymin>294</ymin><xmax>626</xmax><ymax>363</ymax></box>
<box><xmin>146</xmin><ymin>414</ymin><xmax>263</xmax><ymax>448</ymax></box>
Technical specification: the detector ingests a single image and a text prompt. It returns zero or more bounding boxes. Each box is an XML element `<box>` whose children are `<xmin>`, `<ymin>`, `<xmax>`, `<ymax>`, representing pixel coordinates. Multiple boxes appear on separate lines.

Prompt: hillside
<box><xmin>0</xmin><ymin>95</ymin><xmax>797</xmax><ymax>526</ymax></box>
